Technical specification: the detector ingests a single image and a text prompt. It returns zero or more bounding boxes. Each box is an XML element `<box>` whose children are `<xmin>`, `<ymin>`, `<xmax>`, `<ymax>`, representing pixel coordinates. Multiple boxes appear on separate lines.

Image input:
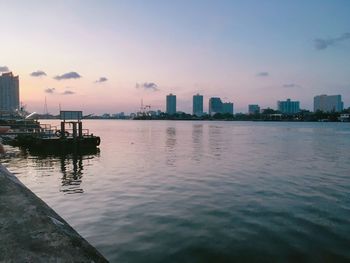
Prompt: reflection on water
<box><xmin>3</xmin><ymin>147</ymin><xmax>100</xmax><ymax>195</ymax></box>
<box><xmin>165</xmin><ymin>126</ymin><xmax>177</xmax><ymax>167</ymax></box>
<box><xmin>60</xmin><ymin>154</ymin><xmax>84</xmax><ymax>194</ymax></box>
<box><xmin>191</xmin><ymin>124</ymin><xmax>203</xmax><ymax>163</ymax></box>
<box><xmin>208</xmin><ymin>124</ymin><xmax>224</xmax><ymax>158</ymax></box>
<box><xmin>38</xmin><ymin>149</ymin><xmax>99</xmax><ymax>194</ymax></box>
<box><xmin>2</xmin><ymin>121</ymin><xmax>350</xmax><ymax>262</ymax></box>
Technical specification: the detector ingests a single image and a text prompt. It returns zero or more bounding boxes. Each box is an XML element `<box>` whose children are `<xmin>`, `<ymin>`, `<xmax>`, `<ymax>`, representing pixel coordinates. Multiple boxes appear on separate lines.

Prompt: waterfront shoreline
<box><xmin>0</xmin><ymin>164</ymin><xmax>108</xmax><ymax>262</ymax></box>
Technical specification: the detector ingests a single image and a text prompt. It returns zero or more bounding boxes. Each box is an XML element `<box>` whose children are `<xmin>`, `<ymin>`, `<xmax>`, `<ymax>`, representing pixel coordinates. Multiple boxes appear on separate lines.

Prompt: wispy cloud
<box><xmin>95</xmin><ymin>77</ymin><xmax>108</xmax><ymax>83</ymax></box>
<box><xmin>256</xmin><ymin>72</ymin><xmax>269</xmax><ymax>77</ymax></box>
<box><xmin>282</xmin><ymin>83</ymin><xmax>302</xmax><ymax>88</ymax></box>
<box><xmin>62</xmin><ymin>90</ymin><xmax>75</xmax><ymax>95</ymax></box>
<box><xmin>54</xmin><ymin>71</ymin><xmax>81</xmax><ymax>80</ymax></box>
<box><xmin>44</xmin><ymin>88</ymin><xmax>55</xmax><ymax>94</ymax></box>
<box><xmin>314</xmin><ymin>32</ymin><xmax>350</xmax><ymax>50</ymax></box>
<box><xmin>0</xmin><ymin>66</ymin><xmax>9</xmax><ymax>72</ymax></box>
<box><xmin>135</xmin><ymin>82</ymin><xmax>159</xmax><ymax>91</ymax></box>
<box><xmin>44</xmin><ymin>87</ymin><xmax>75</xmax><ymax>95</ymax></box>
<box><xmin>30</xmin><ymin>70</ymin><xmax>47</xmax><ymax>77</ymax></box>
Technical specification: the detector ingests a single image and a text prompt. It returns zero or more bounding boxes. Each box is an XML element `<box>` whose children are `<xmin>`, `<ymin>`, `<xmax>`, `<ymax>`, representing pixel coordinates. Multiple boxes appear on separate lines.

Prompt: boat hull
<box><xmin>0</xmin><ymin>126</ymin><xmax>11</xmax><ymax>134</ymax></box>
<box><xmin>9</xmin><ymin>135</ymin><xmax>101</xmax><ymax>152</ymax></box>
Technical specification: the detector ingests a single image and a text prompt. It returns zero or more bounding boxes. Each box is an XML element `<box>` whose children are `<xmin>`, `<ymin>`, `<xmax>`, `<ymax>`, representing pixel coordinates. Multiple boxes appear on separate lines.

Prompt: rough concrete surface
<box><xmin>0</xmin><ymin>165</ymin><xmax>108</xmax><ymax>262</ymax></box>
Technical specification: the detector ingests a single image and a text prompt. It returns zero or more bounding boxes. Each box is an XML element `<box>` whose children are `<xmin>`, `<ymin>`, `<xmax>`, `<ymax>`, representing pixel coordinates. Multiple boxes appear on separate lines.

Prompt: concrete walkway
<box><xmin>0</xmin><ymin>165</ymin><xmax>108</xmax><ymax>262</ymax></box>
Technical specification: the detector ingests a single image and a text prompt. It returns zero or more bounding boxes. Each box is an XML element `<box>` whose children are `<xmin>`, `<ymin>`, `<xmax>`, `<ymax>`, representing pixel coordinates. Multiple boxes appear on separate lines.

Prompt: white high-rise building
<box><xmin>0</xmin><ymin>72</ymin><xmax>19</xmax><ymax>112</ymax></box>
<box><xmin>314</xmin><ymin>94</ymin><xmax>343</xmax><ymax>112</ymax></box>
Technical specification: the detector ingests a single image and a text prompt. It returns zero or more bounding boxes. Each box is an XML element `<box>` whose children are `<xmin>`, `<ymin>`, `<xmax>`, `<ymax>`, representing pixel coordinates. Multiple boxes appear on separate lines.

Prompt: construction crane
<box><xmin>139</xmin><ymin>99</ymin><xmax>152</xmax><ymax>116</ymax></box>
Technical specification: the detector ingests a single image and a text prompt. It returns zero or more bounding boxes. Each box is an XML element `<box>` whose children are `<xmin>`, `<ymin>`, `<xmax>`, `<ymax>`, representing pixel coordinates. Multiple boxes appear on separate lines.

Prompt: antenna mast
<box><xmin>43</xmin><ymin>96</ymin><xmax>49</xmax><ymax>117</ymax></box>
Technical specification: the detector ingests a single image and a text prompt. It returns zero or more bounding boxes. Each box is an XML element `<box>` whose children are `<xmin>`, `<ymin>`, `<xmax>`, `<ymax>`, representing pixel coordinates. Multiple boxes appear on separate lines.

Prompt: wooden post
<box><xmin>60</xmin><ymin>122</ymin><xmax>65</xmax><ymax>138</ymax></box>
<box><xmin>72</xmin><ymin>122</ymin><xmax>77</xmax><ymax>139</ymax></box>
<box><xmin>78</xmin><ymin>122</ymin><xmax>83</xmax><ymax>138</ymax></box>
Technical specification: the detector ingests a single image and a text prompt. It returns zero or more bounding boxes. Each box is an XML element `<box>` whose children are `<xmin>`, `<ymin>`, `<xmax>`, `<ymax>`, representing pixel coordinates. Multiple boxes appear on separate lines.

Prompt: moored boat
<box><xmin>3</xmin><ymin>110</ymin><xmax>101</xmax><ymax>153</ymax></box>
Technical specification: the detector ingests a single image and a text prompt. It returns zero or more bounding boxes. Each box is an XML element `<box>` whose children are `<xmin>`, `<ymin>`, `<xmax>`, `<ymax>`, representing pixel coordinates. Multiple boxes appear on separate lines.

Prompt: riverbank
<box><xmin>0</xmin><ymin>164</ymin><xmax>108</xmax><ymax>262</ymax></box>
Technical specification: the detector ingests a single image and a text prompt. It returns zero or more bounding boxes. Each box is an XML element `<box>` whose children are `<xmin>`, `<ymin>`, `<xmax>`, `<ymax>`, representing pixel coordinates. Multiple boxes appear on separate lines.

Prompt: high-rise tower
<box><xmin>166</xmin><ymin>93</ymin><xmax>176</xmax><ymax>115</ymax></box>
<box><xmin>193</xmin><ymin>94</ymin><xmax>203</xmax><ymax>116</ymax></box>
<box><xmin>0</xmin><ymin>72</ymin><xmax>19</xmax><ymax>112</ymax></box>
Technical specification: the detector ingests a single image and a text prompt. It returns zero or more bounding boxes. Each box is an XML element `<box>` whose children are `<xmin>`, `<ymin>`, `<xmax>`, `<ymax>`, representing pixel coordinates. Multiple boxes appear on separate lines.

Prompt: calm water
<box><xmin>2</xmin><ymin>120</ymin><xmax>350</xmax><ymax>262</ymax></box>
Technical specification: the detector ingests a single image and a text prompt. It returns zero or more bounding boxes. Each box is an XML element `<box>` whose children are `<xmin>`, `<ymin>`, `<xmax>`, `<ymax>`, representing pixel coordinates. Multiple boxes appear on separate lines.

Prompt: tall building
<box><xmin>277</xmin><ymin>98</ymin><xmax>300</xmax><ymax>114</ymax></box>
<box><xmin>209</xmin><ymin>97</ymin><xmax>223</xmax><ymax>116</ymax></box>
<box><xmin>223</xmin><ymin>102</ymin><xmax>234</xmax><ymax>114</ymax></box>
<box><xmin>166</xmin><ymin>93</ymin><xmax>176</xmax><ymax>115</ymax></box>
<box><xmin>193</xmin><ymin>94</ymin><xmax>203</xmax><ymax>116</ymax></box>
<box><xmin>314</xmin><ymin>94</ymin><xmax>343</xmax><ymax>112</ymax></box>
<box><xmin>248</xmin><ymin>104</ymin><xmax>260</xmax><ymax>114</ymax></box>
<box><xmin>0</xmin><ymin>72</ymin><xmax>19</xmax><ymax>112</ymax></box>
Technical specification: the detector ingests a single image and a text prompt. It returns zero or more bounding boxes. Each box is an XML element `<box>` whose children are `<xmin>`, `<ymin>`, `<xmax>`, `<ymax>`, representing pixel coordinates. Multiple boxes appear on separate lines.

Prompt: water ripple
<box><xmin>3</xmin><ymin>120</ymin><xmax>350</xmax><ymax>262</ymax></box>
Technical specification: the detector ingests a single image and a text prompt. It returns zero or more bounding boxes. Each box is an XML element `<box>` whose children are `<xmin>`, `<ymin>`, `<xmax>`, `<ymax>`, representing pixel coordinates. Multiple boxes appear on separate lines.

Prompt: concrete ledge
<box><xmin>0</xmin><ymin>165</ymin><xmax>108</xmax><ymax>262</ymax></box>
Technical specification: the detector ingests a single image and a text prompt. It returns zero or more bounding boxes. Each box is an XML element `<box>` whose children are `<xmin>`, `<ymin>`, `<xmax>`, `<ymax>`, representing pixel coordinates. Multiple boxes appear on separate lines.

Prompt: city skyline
<box><xmin>0</xmin><ymin>71</ymin><xmax>346</xmax><ymax>116</ymax></box>
<box><xmin>0</xmin><ymin>71</ymin><xmax>347</xmax><ymax>116</ymax></box>
<box><xmin>1</xmin><ymin>1</ymin><xmax>350</xmax><ymax>114</ymax></box>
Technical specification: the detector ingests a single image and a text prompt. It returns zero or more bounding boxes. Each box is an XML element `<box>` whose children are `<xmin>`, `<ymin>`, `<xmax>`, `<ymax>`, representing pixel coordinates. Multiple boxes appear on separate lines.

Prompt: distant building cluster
<box><xmin>165</xmin><ymin>94</ymin><xmax>234</xmax><ymax>116</ymax></box>
<box><xmin>164</xmin><ymin>93</ymin><xmax>345</xmax><ymax>116</ymax></box>
<box><xmin>0</xmin><ymin>72</ymin><xmax>19</xmax><ymax>112</ymax></box>
<box><xmin>0</xmin><ymin>72</ymin><xmax>347</xmax><ymax>118</ymax></box>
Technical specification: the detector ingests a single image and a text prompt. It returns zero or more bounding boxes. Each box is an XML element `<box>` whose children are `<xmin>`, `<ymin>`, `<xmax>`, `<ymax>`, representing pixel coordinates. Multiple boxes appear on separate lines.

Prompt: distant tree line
<box><xmin>34</xmin><ymin>107</ymin><xmax>350</xmax><ymax>122</ymax></box>
<box><xmin>134</xmin><ymin>107</ymin><xmax>350</xmax><ymax>122</ymax></box>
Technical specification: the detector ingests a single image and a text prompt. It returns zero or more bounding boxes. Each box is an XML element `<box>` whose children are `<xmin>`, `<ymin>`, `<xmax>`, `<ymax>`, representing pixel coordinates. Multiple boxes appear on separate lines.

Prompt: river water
<box><xmin>2</xmin><ymin>120</ymin><xmax>350</xmax><ymax>262</ymax></box>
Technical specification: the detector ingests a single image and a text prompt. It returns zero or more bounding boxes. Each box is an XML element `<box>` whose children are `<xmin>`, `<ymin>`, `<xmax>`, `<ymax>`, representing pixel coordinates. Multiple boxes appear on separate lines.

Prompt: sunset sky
<box><xmin>1</xmin><ymin>0</ymin><xmax>349</xmax><ymax>114</ymax></box>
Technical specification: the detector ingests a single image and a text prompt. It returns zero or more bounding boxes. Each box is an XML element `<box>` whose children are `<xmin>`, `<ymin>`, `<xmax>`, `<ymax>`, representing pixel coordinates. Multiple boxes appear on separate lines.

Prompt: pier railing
<box><xmin>39</xmin><ymin>124</ymin><xmax>91</xmax><ymax>138</ymax></box>
<box><xmin>0</xmin><ymin>124</ymin><xmax>91</xmax><ymax>138</ymax></box>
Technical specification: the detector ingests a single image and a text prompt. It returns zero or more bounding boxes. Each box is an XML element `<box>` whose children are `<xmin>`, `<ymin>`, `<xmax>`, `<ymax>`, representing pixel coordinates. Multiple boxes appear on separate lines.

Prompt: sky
<box><xmin>0</xmin><ymin>0</ymin><xmax>349</xmax><ymax>114</ymax></box>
